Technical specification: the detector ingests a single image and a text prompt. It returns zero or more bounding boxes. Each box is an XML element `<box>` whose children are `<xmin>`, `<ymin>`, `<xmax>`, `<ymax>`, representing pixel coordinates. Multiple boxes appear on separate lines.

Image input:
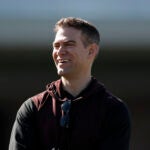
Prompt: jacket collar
<box><xmin>46</xmin><ymin>77</ymin><xmax>105</xmax><ymax>102</ymax></box>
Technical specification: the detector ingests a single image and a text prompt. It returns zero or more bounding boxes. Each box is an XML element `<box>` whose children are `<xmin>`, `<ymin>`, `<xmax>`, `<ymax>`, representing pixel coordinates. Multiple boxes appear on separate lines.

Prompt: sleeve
<box><xmin>9</xmin><ymin>99</ymin><xmax>38</xmax><ymax>150</ymax></box>
<box><xmin>100</xmin><ymin>100</ymin><xmax>132</xmax><ymax>150</ymax></box>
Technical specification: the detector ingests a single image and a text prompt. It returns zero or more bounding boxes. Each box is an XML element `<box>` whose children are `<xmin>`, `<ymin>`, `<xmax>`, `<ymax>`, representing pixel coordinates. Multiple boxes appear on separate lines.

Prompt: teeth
<box><xmin>63</xmin><ymin>60</ymin><xmax>69</xmax><ymax>62</ymax></box>
<box><xmin>59</xmin><ymin>59</ymin><xmax>69</xmax><ymax>63</ymax></box>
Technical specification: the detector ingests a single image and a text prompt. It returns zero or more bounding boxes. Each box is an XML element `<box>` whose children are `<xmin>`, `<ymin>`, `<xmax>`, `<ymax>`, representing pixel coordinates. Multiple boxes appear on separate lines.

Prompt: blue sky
<box><xmin>0</xmin><ymin>0</ymin><xmax>150</xmax><ymax>47</ymax></box>
<box><xmin>0</xmin><ymin>0</ymin><xmax>150</xmax><ymax>20</ymax></box>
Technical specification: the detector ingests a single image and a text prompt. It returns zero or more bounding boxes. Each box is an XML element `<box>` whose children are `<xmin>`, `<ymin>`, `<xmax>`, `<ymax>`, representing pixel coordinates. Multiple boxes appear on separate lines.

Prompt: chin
<box><xmin>57</xmin><ymin>69</ymin><xmax>72</xmax><ymax>78</ymax></box>
<box><xmin>57</xmin><ymin>69</ymin><xmax>66</xmax><ymax>76</ymax></box>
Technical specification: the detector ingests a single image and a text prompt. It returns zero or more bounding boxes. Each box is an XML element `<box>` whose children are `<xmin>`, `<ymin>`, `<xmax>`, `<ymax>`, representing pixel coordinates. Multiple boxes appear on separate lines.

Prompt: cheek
<box><xmin>52</xmin><ymin>50</ymin><xmax>57</xmax><ymax>60</ymax></box>
<box><xmin>77</xmin><ymin>50</ymin><xmax>88</xmax><ymax>61</ymax></box>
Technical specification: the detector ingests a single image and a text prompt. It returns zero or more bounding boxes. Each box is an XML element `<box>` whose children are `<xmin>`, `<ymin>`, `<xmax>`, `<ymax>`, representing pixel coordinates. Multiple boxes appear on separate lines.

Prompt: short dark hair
<box><xmin>54</xmin><ymin>17</ymin><xmax>100</xmax><ymax>47</ymax></box>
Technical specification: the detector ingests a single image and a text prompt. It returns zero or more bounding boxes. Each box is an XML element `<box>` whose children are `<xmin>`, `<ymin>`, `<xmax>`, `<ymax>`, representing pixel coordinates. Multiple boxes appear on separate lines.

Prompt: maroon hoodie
<box><xmin>9</xmin><ymin>77</ymin><xmax>131</xmax><ymax>150</ymax></box>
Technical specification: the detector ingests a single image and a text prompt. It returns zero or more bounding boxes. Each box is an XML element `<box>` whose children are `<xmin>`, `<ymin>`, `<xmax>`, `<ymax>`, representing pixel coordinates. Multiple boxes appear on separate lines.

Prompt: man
<box><xmin>9</xmin><ymin>17</ymin><xmax>131</xmax><ymax>150</ymax></box>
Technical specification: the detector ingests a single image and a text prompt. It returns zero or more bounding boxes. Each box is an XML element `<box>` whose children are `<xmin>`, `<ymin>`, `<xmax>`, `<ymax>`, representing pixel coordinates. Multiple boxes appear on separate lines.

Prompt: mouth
<box><xmin>57</xmin><ymin>59</ymin><xmax>70</xmax><ymax>64</ymax></box>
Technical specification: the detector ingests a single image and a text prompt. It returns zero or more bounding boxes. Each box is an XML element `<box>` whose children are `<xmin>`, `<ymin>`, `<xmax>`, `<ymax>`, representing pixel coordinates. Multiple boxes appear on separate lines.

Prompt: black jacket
<box><xmin>9</xmin><ymin>78</ymin><xmax>131</xmax><ymax>150</ymax></box>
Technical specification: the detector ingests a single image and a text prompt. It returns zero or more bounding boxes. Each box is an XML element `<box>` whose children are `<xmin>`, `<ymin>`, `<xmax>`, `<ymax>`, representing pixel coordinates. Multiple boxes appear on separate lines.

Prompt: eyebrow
<box><xmin>53</xmin><ymin>40</ymin><xmax>76</xmax><ymax>46</ymax></box>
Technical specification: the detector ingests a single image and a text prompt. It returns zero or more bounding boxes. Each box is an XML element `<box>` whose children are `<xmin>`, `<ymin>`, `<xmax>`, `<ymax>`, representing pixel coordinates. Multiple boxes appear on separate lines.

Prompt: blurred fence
<box><xmin>0</xmin><ymin>45</ymin><xmax>150</xmax><ymax>150</ymax></box>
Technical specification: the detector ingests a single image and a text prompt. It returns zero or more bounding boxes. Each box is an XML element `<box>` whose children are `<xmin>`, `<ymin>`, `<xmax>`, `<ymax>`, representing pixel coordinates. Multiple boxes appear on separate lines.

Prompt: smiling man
<box><xmin>9</xmin><ymin>17</ymin><xmax>131</xmax><ymax>150</ymax></box>
<box><xmin>52</xmin><ymin>24</ymin><xmax>99</xmax><ymax>96</ymax></box>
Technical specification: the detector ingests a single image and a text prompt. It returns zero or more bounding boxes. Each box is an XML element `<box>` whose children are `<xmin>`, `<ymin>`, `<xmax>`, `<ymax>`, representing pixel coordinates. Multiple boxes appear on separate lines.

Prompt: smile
<box><xmin>58</xmin><ymin>59</ymin><xmax>70</xmax><ymax>63</ymax></box>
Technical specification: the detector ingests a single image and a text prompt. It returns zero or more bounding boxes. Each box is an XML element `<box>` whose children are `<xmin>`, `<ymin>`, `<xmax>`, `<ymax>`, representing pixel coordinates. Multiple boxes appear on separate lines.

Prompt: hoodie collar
<box><xmin>46</xmin><ymin>77</ymin><xmax>105</xmax><ymax>102</ymax></box>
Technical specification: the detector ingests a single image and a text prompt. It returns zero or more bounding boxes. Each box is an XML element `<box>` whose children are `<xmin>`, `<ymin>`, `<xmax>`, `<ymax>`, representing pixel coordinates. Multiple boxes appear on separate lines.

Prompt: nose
<box><xmin>57</xmin><ymin>46</ymin><xmax>67</xmax><ymax>55</ymax></box>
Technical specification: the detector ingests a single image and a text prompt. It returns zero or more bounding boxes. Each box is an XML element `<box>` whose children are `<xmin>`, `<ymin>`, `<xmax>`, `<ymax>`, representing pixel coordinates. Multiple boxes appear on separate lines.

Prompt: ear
<box><xmin>88</xmin><ymin>43</ymin><xmax>99</xmax><ymax>58</ymax></box>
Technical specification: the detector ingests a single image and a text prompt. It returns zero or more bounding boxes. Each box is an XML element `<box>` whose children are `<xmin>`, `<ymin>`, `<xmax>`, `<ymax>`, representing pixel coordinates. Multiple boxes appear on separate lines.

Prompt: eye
<box><xmin>64</xmin><ymin>41</ymin><xmax>75</xmax><ymax>47</ymax></box>
<box><xmin>53</xmin><ymin>43</ymin><xmax>60</xmax><ymax>49</ymax></box>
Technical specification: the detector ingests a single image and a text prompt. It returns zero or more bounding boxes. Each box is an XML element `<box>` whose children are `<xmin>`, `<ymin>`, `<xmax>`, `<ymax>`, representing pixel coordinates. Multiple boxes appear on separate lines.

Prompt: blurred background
<box><xmin>0</xmin><ymin>0</ymin><xmax>150</xmax><ymax>149</ymax></box>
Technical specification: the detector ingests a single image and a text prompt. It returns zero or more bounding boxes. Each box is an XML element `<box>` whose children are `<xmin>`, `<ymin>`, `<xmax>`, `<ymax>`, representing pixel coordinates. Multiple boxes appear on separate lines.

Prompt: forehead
<box><xmin>54</xmin><ymin>27</ymin><xmax>82</xmax><ymax>42</ymax></box>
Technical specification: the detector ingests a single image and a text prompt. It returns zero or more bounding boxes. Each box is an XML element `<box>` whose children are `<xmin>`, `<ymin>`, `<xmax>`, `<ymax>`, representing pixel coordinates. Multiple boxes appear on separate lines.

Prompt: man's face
<box><xmin>52</xmin><ymin>27</ymin><xmax>92</xmax><ymax>78</ymax></box>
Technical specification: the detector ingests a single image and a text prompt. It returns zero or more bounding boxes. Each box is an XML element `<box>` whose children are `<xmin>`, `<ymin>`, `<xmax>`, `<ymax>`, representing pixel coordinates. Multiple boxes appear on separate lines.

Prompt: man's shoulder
<box><xmin>102</xmin><ymin>90</ymin><xmax>124</xmax><ymax>108</ymax></box>
<box><xmin>102</xmin><ymin>90</ymin><xmax>130</xmax><ymax>118</ymax></box>
<box><xmin>25</xmin><ymin>79</ymin><xmax>60</xmax><ymax>110</ymax></box>
<box><xmin>30</xmin><ymin>90</ymin><xmax>51</xmax><ymax>110</ymax></box>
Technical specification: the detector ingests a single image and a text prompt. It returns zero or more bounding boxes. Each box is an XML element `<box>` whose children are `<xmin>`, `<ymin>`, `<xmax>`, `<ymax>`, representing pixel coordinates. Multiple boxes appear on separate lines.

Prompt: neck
<box><xmin>61</xmin><ymin>75</ymin><xmax>92</xmax><ymax>97</ymax></box>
